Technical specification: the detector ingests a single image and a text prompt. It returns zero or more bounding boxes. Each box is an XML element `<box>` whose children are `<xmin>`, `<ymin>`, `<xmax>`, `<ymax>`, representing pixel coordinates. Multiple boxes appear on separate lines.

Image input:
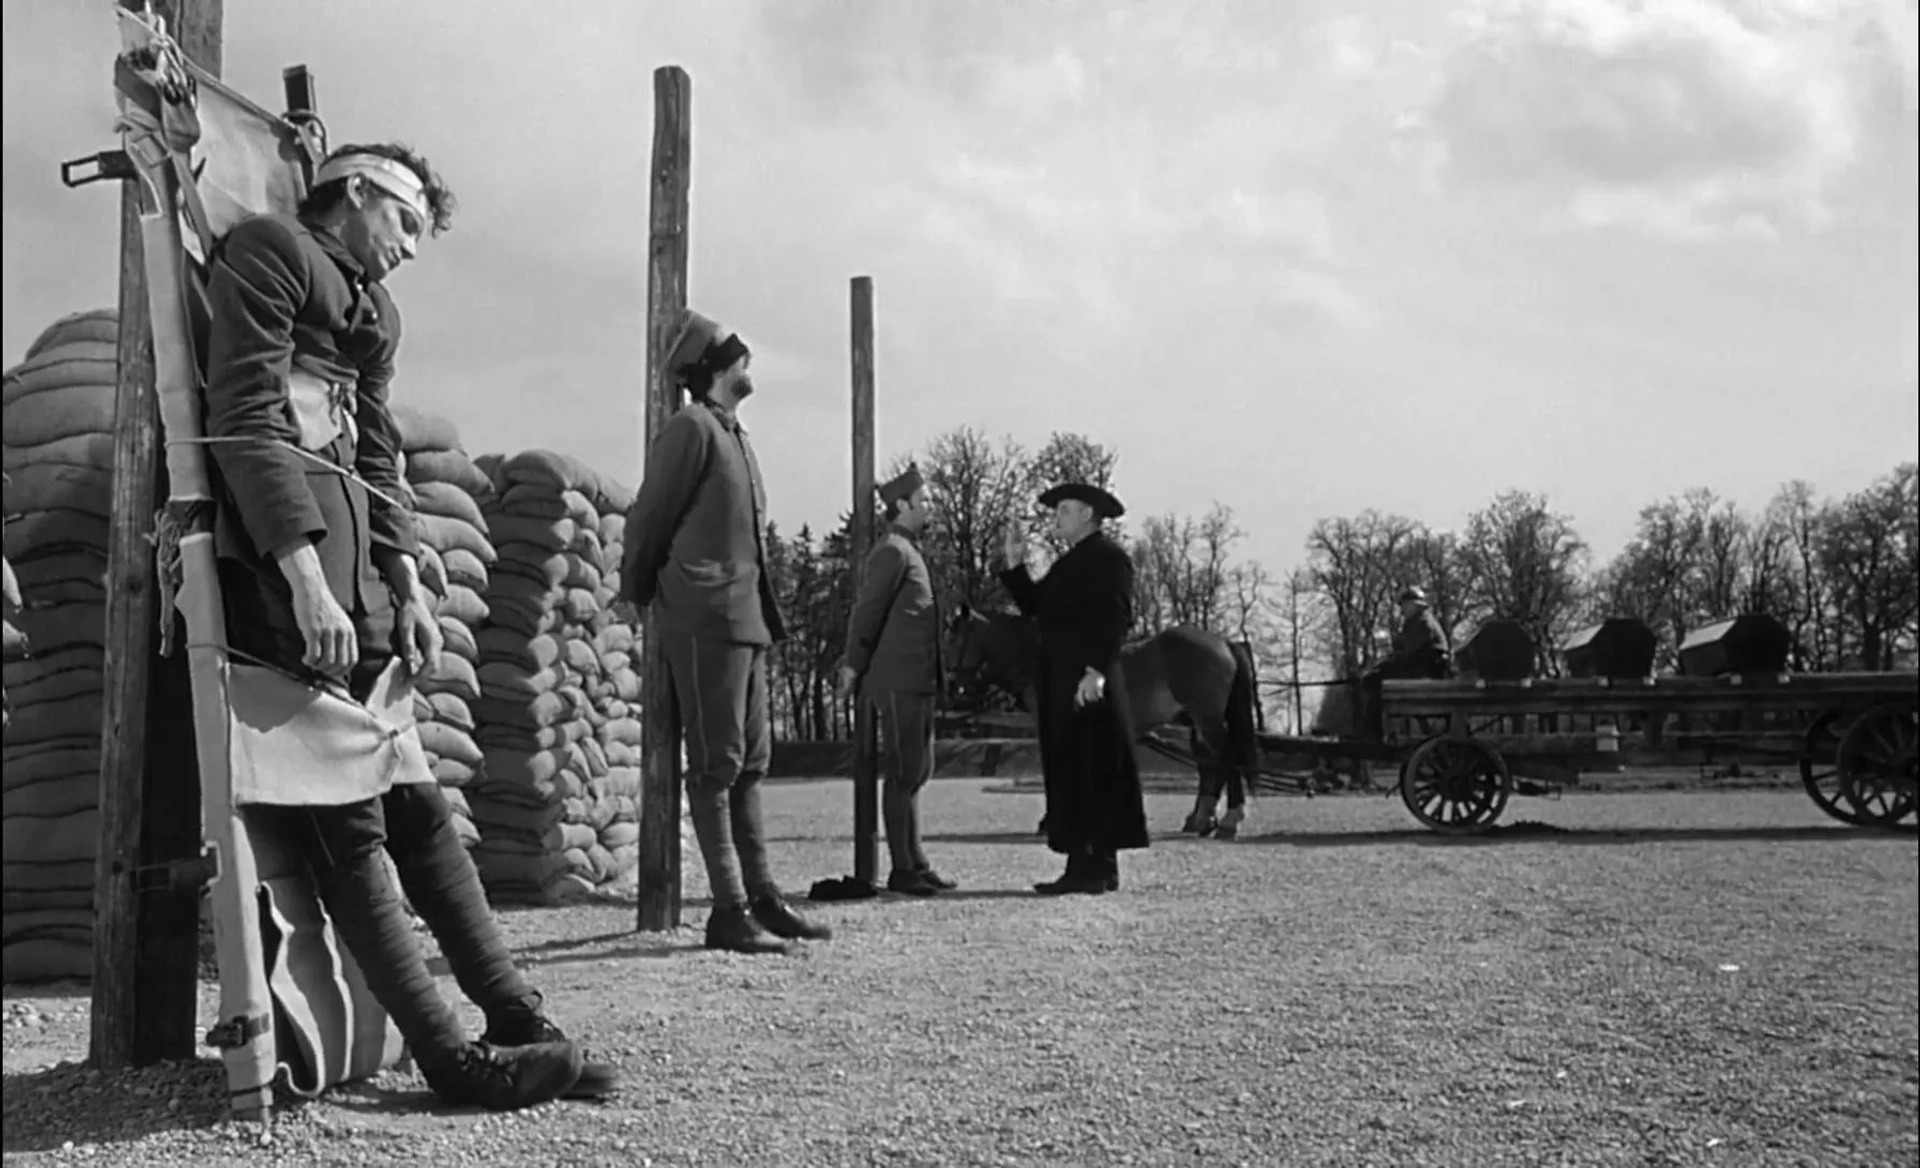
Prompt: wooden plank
<box><xmin>636</xmin><ymin>65</ymin><xmax>691</xmax><ymax>933</ymax></box>
<box><xmin>1381</xmin><ymin>672</ymin><xmax>1919</xmax><ymax>719</ymax></box>
<box><xmin>848</xmin><ymin>276</ymin><xmax>878</xmax><ymax>885</ymax></box>
<box><xmin>91</xmin><ymin>0</ymin><xmax>223</xmax><ymax>1074</ymax></box>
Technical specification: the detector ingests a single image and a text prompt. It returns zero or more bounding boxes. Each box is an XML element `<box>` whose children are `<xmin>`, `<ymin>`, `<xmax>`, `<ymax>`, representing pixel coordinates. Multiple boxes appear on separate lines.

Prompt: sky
<box><xmin>4</xmin><ymin>0</ymin><xmax>1917</xmax><ymax>580</ymax></box>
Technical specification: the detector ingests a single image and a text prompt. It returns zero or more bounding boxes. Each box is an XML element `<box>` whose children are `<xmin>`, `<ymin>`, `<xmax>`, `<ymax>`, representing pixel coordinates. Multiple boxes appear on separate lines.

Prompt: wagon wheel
<box><xmin>1799</xmin><ymin>708</ymin><xmax>1869</xmax><ymax>827</ymax></box>
<box><xmin>1399</xmin><ymin>737</ymin><xmax>1512</xmax><ymax>835</ymax></box>
<box><xmin>1835</xmin><ymin>702</ymin><xmax>1919</xmax><ymax>832</ymax></box>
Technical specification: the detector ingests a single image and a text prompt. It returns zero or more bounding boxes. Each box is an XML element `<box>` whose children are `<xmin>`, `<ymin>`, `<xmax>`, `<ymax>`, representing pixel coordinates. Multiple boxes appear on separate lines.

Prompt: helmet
<box><xmin>1397</xmin><ymin>586</ymin><xmax>1427</xmax><ymax>605</ymax></box>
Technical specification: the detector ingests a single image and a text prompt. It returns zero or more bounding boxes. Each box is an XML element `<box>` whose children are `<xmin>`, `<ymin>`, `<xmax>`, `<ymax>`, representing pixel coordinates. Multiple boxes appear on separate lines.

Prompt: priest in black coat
<box><xmin>999</xmin><ymin>483</ymin><xmax>1150</xmax><ymax>895</ymax></box>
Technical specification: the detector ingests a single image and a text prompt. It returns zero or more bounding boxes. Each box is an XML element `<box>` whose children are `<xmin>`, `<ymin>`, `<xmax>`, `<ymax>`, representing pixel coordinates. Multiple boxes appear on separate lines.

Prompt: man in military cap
<box><xmin>621</xmin><ymin>308</ymin><xmax>832</xmax><ymax>955</ymax></box>
<box><xmin>1380</xmin><ymin>586</ymin><xmax>1452</xmax><ymax>681</ymax></box>
<box><xmin>1357</xmin><ymin>585</ymin><xmax>1453</xmax><ymax>737</ymax></box>
<box><xmin>837</xmin><ymin>464</ymin><xmax>954</xmax><ymax>896</ymax></box>
<box><xmin>999</xmin><ymin>483</ymin><xmax>1149</xmax><ymax>895</ymax></box>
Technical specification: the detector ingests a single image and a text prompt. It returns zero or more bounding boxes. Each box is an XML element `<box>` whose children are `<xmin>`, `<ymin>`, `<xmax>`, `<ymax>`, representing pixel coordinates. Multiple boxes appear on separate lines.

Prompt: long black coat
<box><xmin>1000</xmin><ymin>531</ymin><xmax>1150</xmax><ymax>855</ymax></box>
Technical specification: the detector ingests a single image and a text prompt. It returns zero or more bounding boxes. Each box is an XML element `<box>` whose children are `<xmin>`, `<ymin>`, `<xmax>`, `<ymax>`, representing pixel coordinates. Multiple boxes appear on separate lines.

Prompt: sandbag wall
<box><xmin>392</xmin><ymin>405</ymin><xmax>502</xmax><ymax>854</ymax></box>
<box><xmin>1</xmin><ymin>308</ymin><xmax>119</xmax><ymax>983</ymax></box>
<box><xmin>465</xmin><ymin>450</ymin><xmax>644</xmax><ymax>906</ymax></box>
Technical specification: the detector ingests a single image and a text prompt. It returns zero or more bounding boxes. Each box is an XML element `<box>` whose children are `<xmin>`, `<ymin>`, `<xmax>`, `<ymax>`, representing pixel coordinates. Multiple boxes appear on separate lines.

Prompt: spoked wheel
<box><xmin>1399</xmin><ymin>737</ymin><xmax>1513</xmax><ymax>835</ymax></box>
<box><xmin>1799</xmin><ymin>709</ymin><xmax>1869</xmax><ymax>826</ymax></box>
<box><xmin>1835</xmin><ymin>702</ymin><xmax>1919</xmax><ymax>832</ymax></box>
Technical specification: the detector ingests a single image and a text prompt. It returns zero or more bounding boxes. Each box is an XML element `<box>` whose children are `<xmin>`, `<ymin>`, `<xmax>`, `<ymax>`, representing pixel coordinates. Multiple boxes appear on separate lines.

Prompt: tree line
<box><xmin>755</xmin><ymin>429</ymin><xmax>1917</xmax><ymax>741</ymax></box>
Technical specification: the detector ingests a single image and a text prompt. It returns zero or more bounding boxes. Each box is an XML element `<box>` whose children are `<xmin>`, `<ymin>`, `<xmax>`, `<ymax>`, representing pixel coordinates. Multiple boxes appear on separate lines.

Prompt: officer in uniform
<box><xmin>1358</xmin><ymin>585</ymin><xmax>1453</xmax><ymax>736</ymax></box>
<box><xmin>838</xmin><ymin>464</ymin><xmax>954</xmax><ymax>895</ymax></box>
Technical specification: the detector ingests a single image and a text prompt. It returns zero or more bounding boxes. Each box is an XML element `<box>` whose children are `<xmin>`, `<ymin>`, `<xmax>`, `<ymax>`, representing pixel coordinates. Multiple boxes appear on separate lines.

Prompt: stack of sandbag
<box><xmin>466</xmin><ymin>449</ymin><xmax>644</xmax><ymax>905</ymax></box>
<box><xmin>391</xmin><ymin>403</ymin><xmax>497</xmax><ymax>853</ymax></box>
<box><xmin>2</xmin><ymin>479</ymin><xmax>25</xmax><ymax>729</ymax></box>
<box><xmin>2</xmin><ymin>308</ymin><xmax>119</xmax><ymax>983</ymax></box>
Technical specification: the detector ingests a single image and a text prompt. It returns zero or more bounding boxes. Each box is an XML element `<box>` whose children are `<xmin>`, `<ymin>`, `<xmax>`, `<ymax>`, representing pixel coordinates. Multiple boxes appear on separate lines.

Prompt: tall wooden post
<box><xmin>90</xmin><ymin>0</ymin><xmax>223</xmax><ymax>1073</ymax></box>
<box><xmin>637</xmin><ymin>65</ymin><xmax>692</xmax><ymax>932</ymax></box>
<box><xmin>848</xmin><ymin>277</ymin><xmax>879</xmax><ymax>885</ymax></box>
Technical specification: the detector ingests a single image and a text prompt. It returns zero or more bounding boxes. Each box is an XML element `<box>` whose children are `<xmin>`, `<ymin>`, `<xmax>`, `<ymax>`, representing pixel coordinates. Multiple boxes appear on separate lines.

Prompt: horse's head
<box><xmin>944</xmin><ymin>601</ymin><xmax>1037</xmax><ymax>708</ymax></box>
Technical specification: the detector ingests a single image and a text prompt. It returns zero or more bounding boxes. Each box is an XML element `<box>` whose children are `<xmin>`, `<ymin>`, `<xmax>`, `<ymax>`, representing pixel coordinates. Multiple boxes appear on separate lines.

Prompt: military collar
<box><xmin>887</xmin><ymin>521</ymin><xmax>921</xmax><ymax>543</ymax></box>
<box><xmin>697</xmin><ymin>397</ymin><xmax>746</xmax><ymax>434</ymax></box>
<box><xmin>297</xmin><ymin>214</ymin><xmax>373</xmax><ymax>287</ymax></box>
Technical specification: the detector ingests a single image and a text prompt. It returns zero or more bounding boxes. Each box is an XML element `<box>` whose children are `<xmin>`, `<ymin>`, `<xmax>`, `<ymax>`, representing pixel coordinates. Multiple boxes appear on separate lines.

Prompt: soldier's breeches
<box><xmin>874</xmin><ymin>690</ymin><xmax>936</xmax><ymax>871</ymax></box>
<box><xmin>663</xmin><ymin>631</ymin><xmax>776</xmax><ymax>907</ymax></box>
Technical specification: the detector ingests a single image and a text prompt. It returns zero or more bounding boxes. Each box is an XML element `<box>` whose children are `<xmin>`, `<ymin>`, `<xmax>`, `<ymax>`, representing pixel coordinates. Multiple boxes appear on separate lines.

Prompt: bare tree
<box><xmin>1304</xmin><ymin>510</ymin><xmax>1425</xmax><ymax>675</ymax></box>
<box><xmin>1819</xmin><ymin>462</ymin><xmax>1920</xmax><ymax>670</ymax></box>
<box><xmin>1456</xmin><ymin>491</ymin><xmax>1589</xmax><ymax>672</ymax></box>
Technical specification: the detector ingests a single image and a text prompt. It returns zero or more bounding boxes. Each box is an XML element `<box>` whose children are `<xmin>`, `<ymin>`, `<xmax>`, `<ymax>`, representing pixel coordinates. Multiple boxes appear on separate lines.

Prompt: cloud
<box><xmin>1402</xmin><ymin>0</ymin><xmax>1920</xmax><ymax>240</ymax></box>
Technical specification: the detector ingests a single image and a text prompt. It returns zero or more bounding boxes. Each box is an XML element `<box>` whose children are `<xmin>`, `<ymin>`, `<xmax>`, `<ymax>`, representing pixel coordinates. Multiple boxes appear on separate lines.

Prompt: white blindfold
<box><xmin>313</xmin><ymin>153</ymin><xmax>431</xmax><ymax>222</ymax></box>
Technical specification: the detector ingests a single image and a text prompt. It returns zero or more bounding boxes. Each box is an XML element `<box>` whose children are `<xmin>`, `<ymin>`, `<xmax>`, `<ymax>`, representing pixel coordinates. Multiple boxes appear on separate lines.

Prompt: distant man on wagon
<box><xmin>621</xmin><ymin>307</ymin><xmax>833</xmax><ymax>955</ymax></box>
<box><xmin>202</xmin><ymin>142</ymin><xmax>615</xmax><ymax>1109</ymax></box>
<box><xmin>999</xmin><ymin>483</ymin><xmax>1150</xmax><ymax>895</ymax></box>
<box><xmin>837</xmin><ymin>463</ymin><xmax>955</xmax><ymax>896</ymax></box>
<box><xmin>1357</xmin><ymin>585</ymin><xmax>1453</xmax><ymax>736</ymax></box>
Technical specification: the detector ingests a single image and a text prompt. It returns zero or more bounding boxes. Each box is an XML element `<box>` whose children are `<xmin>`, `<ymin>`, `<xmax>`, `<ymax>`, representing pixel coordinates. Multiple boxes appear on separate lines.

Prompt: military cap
<box><xmin>1038</xmin><ymin>482</ymin><xmax>1125</xmax><ymax>520</ymax></box>
<box><xmin>879</xmin><ymin>464</ymin><xmax>925</xmax><ymax>507</ymax></box>
<box><xmin>1398</xmin><ymin>585</ymin><xmax>1428</xmax><ymax>604</ymax></box>
<box><xmin>664</xmin><ymin>308</ymin><xmax>750</xmax><ymax>388</ymax></box>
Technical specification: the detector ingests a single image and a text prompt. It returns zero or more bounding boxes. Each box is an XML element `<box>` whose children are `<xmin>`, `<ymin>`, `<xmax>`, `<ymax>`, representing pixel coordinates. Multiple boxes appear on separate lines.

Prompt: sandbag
<box><xmin>1</xmin><ymin>462</ymin><xmax>114</xmax><ymax>519</ymax></box>
<box><xmin>11</xmin><ymin>602</ymin><xmax>105</xmax><ymax>659</ymax></box>
<box><xmin>1</xmin><ymin>432</ymin><xmax>117</xmax><ymax>478</ymax></box>
<box><xmin>404</xmin><ymin>450</ymin><xmax>493</xmax><ymax>498</ymax></box>
<box><xmin>23</xmin><ymin>309</ymin><xmax>118</xmax><ymax>361</ymax></box>
<box><xmin>414</xmin><ymin>514</ymin><xmax>496</xmax><ymax>565</ymax></box>
<box><xmin>389</xmin><ymin>404</ymin><xmax>463</xmax><ymax>455</ymax></box>
<box><xmin>440</xmin><ymin>547</ymin><xmax>490</xmax><ymax>592</ymax></box>
<box><xmin>1</xmin><ymin>384</ymin><xmax>117</xmax><ymax>450</ymax></box>
<box><xmin>416</xmin><ymin>721</ymin><xmax>483</xmax><ymax>769</ymax></box>
<box><xmin>488</xmin><ymin>515</ymin><xmax>576</xmax><ymax>554</ymax></box>
<box><xmin>4</xmin><ymin>511</ymin><xmax>112</xmax><ymax>564</ymax></box>
<box><xmin>416</xmin><ymin>652</ymin><xmax>480</xmax><ymax>704</ymax></box>
<box><xmin>435</xmin><ymin>584</ymin><xmax>490</xmax><ymax>628</ymax></box>
<box><xmin>411</xmin><ymin>481</ymin><xmax>490</xmax><ymax>534</ymax></box>
<box><xmin>436</xmin><ymin>616</ymin><xmax>477</xmax><ymax>663</ymax></box>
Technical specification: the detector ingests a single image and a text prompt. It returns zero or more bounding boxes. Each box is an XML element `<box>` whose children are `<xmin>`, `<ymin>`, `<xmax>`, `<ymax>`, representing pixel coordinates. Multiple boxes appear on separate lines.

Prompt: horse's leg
<box><xmin>1180</xmin><ymin>722</ymin><xmax>1221</xmax><ymax>835</ymax></box>
<box><xmin>1192</xmin><ymin>719</ymin><xmax>1245</xmax><ymax>839</ymax></box>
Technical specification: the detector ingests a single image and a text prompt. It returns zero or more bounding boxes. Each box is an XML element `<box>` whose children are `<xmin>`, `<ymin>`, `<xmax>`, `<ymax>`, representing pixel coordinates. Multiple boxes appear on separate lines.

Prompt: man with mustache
<box><xmin>621</xmin><ymin>308</ymin><xmax>833</xmax><ymax>954</ymax></box>
<box><xmin>203</xmin><ymin>142</ymin><xmax>614</xmax><ymax>1109</ymax></box>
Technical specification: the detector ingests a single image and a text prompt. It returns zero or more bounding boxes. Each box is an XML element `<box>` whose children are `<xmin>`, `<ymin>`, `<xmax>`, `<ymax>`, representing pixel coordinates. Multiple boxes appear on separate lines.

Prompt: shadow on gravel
<box><xmin>922</xmin><ymin>830</ymin><xmax>1050</xmax><ymax>846</ymax></box>
<box><xmin>1233</xmin><ymin>824</ymin><xmax>1902</xmax><ymax>848</ymax></box>
<box><xmin>1</xmin><ymin>1058</ymin><xmax>229</xmax><ymax>1154</ymax></box>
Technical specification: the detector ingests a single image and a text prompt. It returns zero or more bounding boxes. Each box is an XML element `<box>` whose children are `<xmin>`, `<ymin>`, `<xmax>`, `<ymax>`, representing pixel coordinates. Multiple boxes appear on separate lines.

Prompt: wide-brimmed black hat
<box><xmin>1038</xmin><ymin>482</ymin><xmax>1125</xmax><ymax>520</ymax></box>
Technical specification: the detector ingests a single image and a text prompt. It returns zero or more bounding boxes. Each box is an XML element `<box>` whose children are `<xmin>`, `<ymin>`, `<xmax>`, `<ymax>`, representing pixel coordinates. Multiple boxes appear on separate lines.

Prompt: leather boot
<box><xmin>481</xmin><ymin>1007</ymin><xmax>620</xmax><ymax>1100</ymax></box>
<box><xmin>886</xmin><ymin>868</ymin><xmax>941</xmax><ymax>897</ymax></box>
<box><xmin>704</xmin><ymin>903</ymin><xmax>792</xmax><ymax>955</ymax></box>
<box><xmin>916</xmin><ymin>864</ymin><xmax>958</xmax><ymax>891</ymax></box>
<box><xmin>417</xmin><ymin>1039</ymin><xmax>584</xmax><ymax>1111</ymax></box>
<box><xmin>1034</xmin><ymin>853</ymin><xmax>1107</xmax><ymax>896</ymax></box>
<box><xmin>750</xmin><ymin>888</ymin><xmax>834</xmax><ymax>941</ymax></box>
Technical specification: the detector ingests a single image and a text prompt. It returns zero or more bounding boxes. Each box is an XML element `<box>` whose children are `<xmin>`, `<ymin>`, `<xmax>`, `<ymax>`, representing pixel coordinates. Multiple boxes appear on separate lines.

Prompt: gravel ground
<box><xmin>4</xmin><ymin>781</ymin><xmax>1916</xmax><ymax>1168</ymax></box>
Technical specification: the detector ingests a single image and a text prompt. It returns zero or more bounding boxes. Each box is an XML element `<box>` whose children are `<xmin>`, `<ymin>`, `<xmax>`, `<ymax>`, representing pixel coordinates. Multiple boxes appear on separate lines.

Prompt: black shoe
<box><xmin>482</xmin><ymin>1011</ymin><xmax>620</xmax><ymax>1101</ymax></box>
<box><xmin>750</xmin><ymin>889</ymin><xmax>834</xmax><ymax>940</ymax></box>
<box><xmin>887</xmin><ymin>869</ymin><xmax>940</xmax><ymax>897</ymax></box>
<box><xmin>1098</xmin><ymin>855</ymin><xmax>1120</xmax><ymax>892</ymax></box>
<box><xmin>705</xmin><ymin>903</ymin><xmax>793</xmax><ymax>955</ymax></box>
<box><xmin>1033</xmin><ymin>856</ymin><xmax>1106</xmax><ymax>897</ymax></box>
<box><xmin>419</xmin><ymin>1040</ymin><xmax>584</xmax><ymax>1111</ymax></box>
<box><xmin>916</xmin><ymin>865</ymin><xmax>958</xmax><ymax>891</ymax></box>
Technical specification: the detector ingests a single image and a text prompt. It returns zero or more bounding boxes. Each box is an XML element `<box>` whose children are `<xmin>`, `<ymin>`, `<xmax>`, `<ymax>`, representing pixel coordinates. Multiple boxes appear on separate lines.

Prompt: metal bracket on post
<box><xmin>203</xmin><ymin>1013</ymin><xmax>270</xmax><ymax>1051</ymax></box>
<box><xmin>126</xmin><ymin>847</ymin><xmax>220</xmax><ymax>896</ymax></box>
<box><xmin>61</xmin><ymin>150</ymin><xmax>137</xmax><ymax>188</ymax></box>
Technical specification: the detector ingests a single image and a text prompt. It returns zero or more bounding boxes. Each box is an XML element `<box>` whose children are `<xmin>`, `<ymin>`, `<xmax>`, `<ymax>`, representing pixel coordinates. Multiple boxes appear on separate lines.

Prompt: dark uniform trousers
<box><xmin>871</xmin><ymin>688</ymin><xmax>936</xmax><ymax>872</ymax></box>
<box><xmin>659</xmin><ymin>629</ymin><xmax>780</xmax><ymax>901</ymax></box>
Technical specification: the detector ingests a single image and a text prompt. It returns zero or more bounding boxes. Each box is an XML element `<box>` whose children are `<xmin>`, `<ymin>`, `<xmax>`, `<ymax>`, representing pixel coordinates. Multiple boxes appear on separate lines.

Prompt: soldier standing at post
<box><xmin>838</xmin><ymin>464</ymin><xmax>955</xmax><ymax>896</ymax></box>
<box><xmin>621</xmin><ymin>308</ymin><xmax>833</xmax><ymax>955</ymax></box>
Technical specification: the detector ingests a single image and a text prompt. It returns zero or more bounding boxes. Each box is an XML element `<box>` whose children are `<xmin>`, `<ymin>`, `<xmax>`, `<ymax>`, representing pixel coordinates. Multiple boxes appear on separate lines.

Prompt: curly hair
<box><xmin>297</xmin><ymin>141</ymin><xmax>457</xmax><ymax>236</ymax></box>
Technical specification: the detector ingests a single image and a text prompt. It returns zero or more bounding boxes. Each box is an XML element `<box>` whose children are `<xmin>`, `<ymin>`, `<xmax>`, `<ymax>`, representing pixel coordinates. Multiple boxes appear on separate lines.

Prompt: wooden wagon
<box><xmin>1226</xmin><ymin>616</ymin><xmax>1918</xmax><ymax>836</ymax></box>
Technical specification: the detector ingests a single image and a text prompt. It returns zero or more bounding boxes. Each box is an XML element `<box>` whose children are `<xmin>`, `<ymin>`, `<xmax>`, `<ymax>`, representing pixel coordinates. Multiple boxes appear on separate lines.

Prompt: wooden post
<box><xmin>848</xmin><ymin>276</ymin><xmax>879</xmax><ymax>885</ymax></box>
<box><xmin>90</xmin><ymin>0</ymin><xmax>223</xmax><ymax>1073</ymax></box>
<box><xmin>637</xmin><ymin>65</ymin><xmax>691</xmax><ymax>932</ymax></box>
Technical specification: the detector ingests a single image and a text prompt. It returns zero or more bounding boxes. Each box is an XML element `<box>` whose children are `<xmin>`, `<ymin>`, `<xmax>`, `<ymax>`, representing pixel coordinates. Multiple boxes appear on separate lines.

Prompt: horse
<box><xmin>943</xmin><ymin>603</ymin><xmax>1264</xmax><ymax>838</ymax></box>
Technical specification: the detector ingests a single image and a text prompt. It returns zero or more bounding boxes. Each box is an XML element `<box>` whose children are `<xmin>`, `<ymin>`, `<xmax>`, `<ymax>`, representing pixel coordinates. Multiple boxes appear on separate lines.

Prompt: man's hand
<box><xmin>835</xmin><ymin>665</ymin><xmax>859</xmax><ymax>701</ymax></box>
<box><xmin>276</xmin><ymin>541</ymin><xmax>358</xmax><ymax>677</ymax></box>
<box><xmin>1074</xmin><ymin>667</ymin><xmax>1106</xmax><ymax>709</ymax></box>
<box><xmin>1002</xmin><ymin>526</ymin><xmax>1028</xmax><ymax>569</ymax></box>
<box><xmin>397</xmin><ymin>592</ymin><xmax>444</xmax><ymax>677</ymax></box>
